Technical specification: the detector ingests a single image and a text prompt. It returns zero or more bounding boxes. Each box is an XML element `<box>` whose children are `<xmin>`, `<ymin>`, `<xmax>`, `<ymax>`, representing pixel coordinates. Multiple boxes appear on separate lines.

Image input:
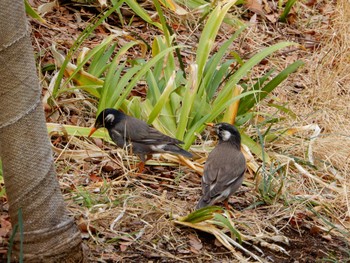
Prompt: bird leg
<box><xmin>136</xmin><ymin>161</ymin><xmax>145</xmax><ymax>174</ymax></box>
<box><xmin>223</xmin><ymin>199</ymin><xmax>231</xmax><ymax>210</ymax></box>
<box><xmin>136</xmin><ymin>155</ymin><xmax>152</xmax><ymax>174</ymax></box>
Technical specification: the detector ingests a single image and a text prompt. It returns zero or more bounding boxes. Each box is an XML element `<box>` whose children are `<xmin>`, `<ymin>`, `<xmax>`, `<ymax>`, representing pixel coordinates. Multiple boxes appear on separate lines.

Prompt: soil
<box><xmin>0</xmin><ymin>0</ymin><xmax>349</xmax><ymax>262</ymax></box>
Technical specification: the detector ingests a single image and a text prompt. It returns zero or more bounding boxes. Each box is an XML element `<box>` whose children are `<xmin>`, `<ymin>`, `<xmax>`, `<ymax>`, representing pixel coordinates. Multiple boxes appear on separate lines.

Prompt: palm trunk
<box><xmin>0</xmin><ymin>1</ymin><xmax>84</xmax><ymax>261</ymax></box>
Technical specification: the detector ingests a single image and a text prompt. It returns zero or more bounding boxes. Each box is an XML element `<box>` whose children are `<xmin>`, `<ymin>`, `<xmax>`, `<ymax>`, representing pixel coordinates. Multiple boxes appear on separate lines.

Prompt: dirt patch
<box><xmin>260</xmin><ymin>227</ymin><xmax>349</xmax><ymax>262</ymax></box>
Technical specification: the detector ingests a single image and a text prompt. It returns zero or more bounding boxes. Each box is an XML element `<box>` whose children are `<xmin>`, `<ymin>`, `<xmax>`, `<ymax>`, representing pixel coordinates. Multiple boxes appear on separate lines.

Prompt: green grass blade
<box><xmin>213</xmin><ymin>213</ymin><xmax>242</xmax><ymax>244</ymax></box>
<box><xmin>103</xmin><ymin>65</ymin><xmax>141</xmax><ymax>110</ymax></box>
<box><xmin>66</xmin><ymin>36</ymin><xmax>118</xmax><ymax>84</ymax></box>
<box><xmin>279</xmin><ymin>0</ymin><xmax>298</xmax><ymax>22</ymax></box>
<box><xmin>147</xmin><ymin>72</ymin><xmax>176</xmax><ymax>124</ymax></box>
<box><xmin>125</xmin><ymin>0</ymin><xmax>162</xmax><ymax>29</ymax></box>
<box><xmin>200</xmin><ymin>25</ymin><xmax>247</xmax><ymax>98</ymax></box>
<box><xmin>215</xmin><ymin>42</ymin><xmax>297</xmax><ymax>106</ymax></box>
<box><xmin>179</xmin><ymin>206</ymin><xmax>224</xmax><ymax>223</ymax></box>
<box><xmin>114</xmin><ymin>46</ymin><xmax>181</xmax><ymax>109</ymax></box>
<box><xmin>196</xmin><ymin>0</ymin><xmax>238</xmax><ymax>80</ymax></box>
<box><xmin>183</xmin><ymin>90</ymin><xmax>259</xmax><ymax>148</ymax></box>
<box><xmin>206</xmin><ymin>60</ymin><xmax>234</xmax><ymax>100</ymax></box>
<box><xmin>98</xmin><ymin>41</ymin><xmax>139</xmax><ymax>113</ymax></box>
<box><xmin>238</xmin><ymin>69</ymin><xmax>275</xmax><ymax>115</ymax></box>
<box><xmin>25</xmin><ymin>0</ymin><xmax>45</xmax><ymax>23</ymax></box>
<box><xmin>238</xmin><ymin>60</ymin><xmax>304</xmax><ymax>114</ymax></box>
<box><xmin>88</xmin><ymin>41</ymin><xmax>118</xmax><ymax>77</ymax></box>
<box><xmin>52</xmin><ymin>2</ymin><xmax>123</xmax><ymax>98</ymax></box>
<box><xmin>241</xmin><ymin>132</ymin><xmax>270</xmax><ymax>163</ymax></box>
<box><xmin>176</xmin><ymin>64</ymin><xmax>198</xmax><ymax>140</ymax></box>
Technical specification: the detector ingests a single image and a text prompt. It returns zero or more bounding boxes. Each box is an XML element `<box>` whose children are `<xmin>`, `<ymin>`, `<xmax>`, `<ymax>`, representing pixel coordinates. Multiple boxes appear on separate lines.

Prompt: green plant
<box><xmin>25</xmin><ymin>0</ymin><xmax>45</xmax><ymax>23</ymax></box>
<box><xmin>175</xmin><ymin>207</ymin><xmax>263</xmax><ymax>261</ymax></box>
<box><xmin>51</xmin><ymin>0</ymin><xmax>303</xmax><ymax>163</ymax></box>
<box><xmin>7</xmin><ymin>208</ymin><xmax>24</xmax><ymax>263</ymax></box>
<box><xmin>73</xmin><ymin>183</ymin><xmax>112</xmax><ymax>209</ymax></box>
<box><xmin>252</xmin><ymin>124</ymin><xmax>286</xmax><ymax>205</ymax></box>
<box><xmin>279</xmin><ymin>0</ymin><xmax>298</xmax><ymax>22</ymax></box>
<box><xmin>255</xmin><ymin>161</ymin><xmax>286</xmax><ymax>205</ymax></box>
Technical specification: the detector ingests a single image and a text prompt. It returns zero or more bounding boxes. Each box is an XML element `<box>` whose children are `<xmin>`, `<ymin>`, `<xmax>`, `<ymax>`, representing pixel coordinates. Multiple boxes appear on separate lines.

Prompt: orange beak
<box><xmin>205</xmin><ymin>123</ymin><xmax>214</xmax><ymax>127</ymax></box>
<box><xmin>88</xmin><ymin>127</ymin><xmax>97</xmax><ymax>138</ymax></box>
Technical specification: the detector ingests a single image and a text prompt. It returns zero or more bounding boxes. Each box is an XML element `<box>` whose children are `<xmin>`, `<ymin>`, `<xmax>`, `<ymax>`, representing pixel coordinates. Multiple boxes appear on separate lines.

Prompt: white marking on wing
<box><xmin>221</xmin><ymin>187</ymin><xmax>232</xmax><ymax>198</ymax></box>
<box><xmin>209</xmin><ymin>182</ymin><xmax>217</xmax><ymax>191</ymax></box>
<box><xmin>111</xmin><ymin>129</ymin><xmax>121</xmax><ymax>137</ymax></box>
<box><xmin>227</xmin><ymin>176</ymin><xmax>241</xmax><ymax>185</ymax></box>
<box><xmin>150</xmin><ymin>144</ymin><xmax>166</xmax><ymax>151</ymax></box>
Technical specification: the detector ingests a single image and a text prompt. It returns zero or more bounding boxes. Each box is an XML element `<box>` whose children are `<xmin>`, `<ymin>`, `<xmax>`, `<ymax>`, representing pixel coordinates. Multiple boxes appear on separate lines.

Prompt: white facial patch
<box><xmin>221</xmin><ymin>130</ymin><xmax>231</xmax><ymax>141</ymax></box>
<box><xmin>105</xmin><ymin>113</ymin><xmax>115</xmax><ymax>123</ymax></box>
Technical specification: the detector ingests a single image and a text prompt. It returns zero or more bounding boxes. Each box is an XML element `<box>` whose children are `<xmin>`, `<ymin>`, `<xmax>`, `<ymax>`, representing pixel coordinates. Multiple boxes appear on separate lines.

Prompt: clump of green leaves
<box><xmin>175</xmin><ymin>207</ymin><xmax>263</xmax><ymax>261</ymax></box>
<box><xmin>51</xmin><ymin>0</ymin><xmax>303</xmax><ymax>160</ymax></box>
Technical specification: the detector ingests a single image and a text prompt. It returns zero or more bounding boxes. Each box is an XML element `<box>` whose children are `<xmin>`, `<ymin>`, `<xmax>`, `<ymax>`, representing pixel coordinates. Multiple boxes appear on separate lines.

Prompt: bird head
<box><xmin>206</xmin><ymin>122</ymin><xmax>241</xmax><ymax>146</ymax></box>
<box><xmin>88</xmin><ymin>108</ymin><xmax>124</xmax><ymax>137</ymax></box>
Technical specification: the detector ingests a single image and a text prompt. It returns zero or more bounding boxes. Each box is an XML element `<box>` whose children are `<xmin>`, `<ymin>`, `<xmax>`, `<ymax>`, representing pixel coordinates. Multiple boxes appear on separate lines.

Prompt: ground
<box><xmin>0</xmin><ymin>0</ymin><xmax>349</xmax><ymax>262</ymax></box>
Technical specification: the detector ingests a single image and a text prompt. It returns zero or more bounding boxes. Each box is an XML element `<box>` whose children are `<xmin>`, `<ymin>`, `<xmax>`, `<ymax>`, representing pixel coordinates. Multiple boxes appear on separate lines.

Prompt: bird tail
<box><xmin>163</xmin><ymin>145</ymin><xmax>193</xmax><ymax>159</ymax></box>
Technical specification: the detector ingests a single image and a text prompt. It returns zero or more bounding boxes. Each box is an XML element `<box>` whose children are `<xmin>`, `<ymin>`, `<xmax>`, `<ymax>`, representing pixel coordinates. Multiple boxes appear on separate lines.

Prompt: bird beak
<box><xmin>205</xmin><ymin>123</ymin><xmax>215</xmax><ymax>127</ymax></box>
<box><xmin>88</xmin><ymin>127</ymin><xmax>97</xmax><ymax>138</ymax></box>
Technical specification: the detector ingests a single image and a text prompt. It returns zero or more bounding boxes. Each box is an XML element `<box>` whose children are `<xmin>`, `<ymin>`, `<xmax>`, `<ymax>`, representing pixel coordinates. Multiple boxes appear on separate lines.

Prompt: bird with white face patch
<box><xmin>88</xmin><ymin>108</ymin><xmax>193</xmax><ymax>172</ymax></box>
<box><xmin>196</xmin><ymin>122</ymin><xmax>246</xmax><ymax>209</ymax></box>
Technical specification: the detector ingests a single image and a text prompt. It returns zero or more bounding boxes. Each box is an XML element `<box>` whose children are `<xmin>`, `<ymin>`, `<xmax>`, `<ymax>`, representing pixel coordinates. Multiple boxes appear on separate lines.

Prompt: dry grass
<box><xmin>27</xmin><ymin>0</ymin><xmax>350</xmax><ymax>261</ymax></box>
<box><xmin>272</xmin><ymin>0</ymin><xmax>350</xmax><ymax>226</ymax></box>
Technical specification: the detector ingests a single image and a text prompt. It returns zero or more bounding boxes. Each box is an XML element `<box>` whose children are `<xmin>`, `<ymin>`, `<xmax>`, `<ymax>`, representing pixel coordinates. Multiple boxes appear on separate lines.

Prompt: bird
<box><xmin>196</xmin><ymin>122</ymin><xmax>246</xmax><ymax>209</ymax></box>
<box><xmin>88</xmin><ymin>108</ymin><xmax>192</xmax><ymax>172</ymax></box>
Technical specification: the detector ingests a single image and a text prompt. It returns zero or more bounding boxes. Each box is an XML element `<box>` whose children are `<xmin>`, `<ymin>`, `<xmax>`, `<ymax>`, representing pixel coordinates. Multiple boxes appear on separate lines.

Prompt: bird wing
<box><xmin>201</xmin><ymin>143</ymin><xmax>246</xmax><ymax>201</ymax></box>
<box><xmin>119</xmin><ymin>116</ymin><xmax>183</xmax><ymax>145</ymax></box>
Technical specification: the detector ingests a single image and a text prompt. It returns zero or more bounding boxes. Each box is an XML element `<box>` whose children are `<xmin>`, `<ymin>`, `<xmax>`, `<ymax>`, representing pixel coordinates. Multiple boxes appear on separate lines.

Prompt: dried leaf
<box><xmin>38</xmin><ymin>0</ymin><xmax>57</xmax><ymax>15</ymax></box>
<box><xmin>102</xmin><ymin>161</ymin><xmax>119</xmax><ymax>172</ymax></box>
<box><xmin>89</xmin><ymin>173</ymin><xmax>103</xmax><ymax>182</ymax></box>
<box><xmin>188</xmin><ymin>234</ymin><xmax>203</xmax><ymax>251</ymax></box>
<box><xmin>309</xmin><ymin>225</ymin><xmax>322</xmax><ymax>235</ymax></box>
<box><xmin>245</xmin><ymin>0</ymin><xmax>265</xmax><ymax>16</ymax></box>
<box><xmin>0</xmin><ymin>216</ymin><xmax>11</xmax><ymax>236</ymax></box>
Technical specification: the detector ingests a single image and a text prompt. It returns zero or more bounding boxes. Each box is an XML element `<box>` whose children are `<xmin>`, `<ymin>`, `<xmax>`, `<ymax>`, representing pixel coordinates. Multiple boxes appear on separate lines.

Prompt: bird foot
<box><xmin>135</xmin><ymin>161</ymin><xmax>145</xmax><ymax>174</ymax></box>
<box><xmin>224</xmin><ymin>200</ymin><xmax>232</xmax><ymax>210</ymax></box>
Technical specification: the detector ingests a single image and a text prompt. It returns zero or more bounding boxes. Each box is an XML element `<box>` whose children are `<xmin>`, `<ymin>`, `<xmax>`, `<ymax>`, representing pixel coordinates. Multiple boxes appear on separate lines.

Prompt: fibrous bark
<box><xmin>0</xmin><ymin>1</ymin><xmax>84</xmax><ymax>261</ymax></box>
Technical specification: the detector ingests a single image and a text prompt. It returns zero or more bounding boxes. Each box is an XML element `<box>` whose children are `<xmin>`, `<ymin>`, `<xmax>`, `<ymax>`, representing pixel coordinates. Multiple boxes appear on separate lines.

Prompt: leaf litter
<box><xmin>0</xmin><ymin>0</ymin><xmax>349</xmax><ymax>261</ymax></box>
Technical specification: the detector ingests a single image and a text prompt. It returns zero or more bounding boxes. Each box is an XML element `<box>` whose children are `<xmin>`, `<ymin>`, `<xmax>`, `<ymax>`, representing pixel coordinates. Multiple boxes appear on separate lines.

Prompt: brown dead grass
<box><xmin>273</xmin><ymin>0</ymin><xmax>350</xmax><ymax>226</ymax></box>
<box><xmin>63</xmin><ymin>1</ymin><xmax>350</xmax><ymax>262</ymax></box>
<box><xmin>12</xmin><ymin>0</ymin><xmax>349</xmax><ymax>262</ymax></box>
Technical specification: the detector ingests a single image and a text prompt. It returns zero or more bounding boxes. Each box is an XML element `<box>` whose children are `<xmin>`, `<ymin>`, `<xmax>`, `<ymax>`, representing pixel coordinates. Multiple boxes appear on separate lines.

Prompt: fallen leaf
<box><xmin>0</xmin><ymin>216</ymin><xmax>12</xmax><ymax>237</ymax></box>
<box><xmin>70</xmin><ymin>115</ymin><xmax>79</xmax><ymax>125</ymax></box>
<box><xmin>214</xmin><ymin>238</ymin><xmax>223</xmax><ymax>247</ymax></box>
<box><xmin>305</xmin><ymin>0</ymin><xmax>317</xmax><ymax>7</ymax></box>
<box><xmin>309</xmin><ymin>225</ymin><xmax>322</xmax><ymax>235</ymax></box>
<box><xmin>89</xmin><ymin>173</ymin><xmax>103</xmax><ymax>182</ymax></box>
<box><xmin>266</xmin><ymin>14</ymin><xmax>277</xmax><ymax>23</ymax></box>
<box><xmin>188</xmin><ymin>234</ymin><xmax>203</xmax><ymax>251</ymax></box>
<box><xmin>102</xmin><ymin>161</ymin><xmax>119</xmax><ymax>172</ymax></box>
<box><xmin>77</xmin><ymin>217</ymin><xmax>97</xmax><ymax>234</ymax></box>
<box><xmin>245</xmin><ymin>0</ymin><xmax>265</xmax><ymax>17</ymax></box>
<box><xmin>92</xmin><ymin>138</ymin><xmax>103</xmax><ymax>148</ymax></box>
<box><xmin>119</xmin><ymin>241</ymin><xmax>133</xmax><ymax>252</ymax></box>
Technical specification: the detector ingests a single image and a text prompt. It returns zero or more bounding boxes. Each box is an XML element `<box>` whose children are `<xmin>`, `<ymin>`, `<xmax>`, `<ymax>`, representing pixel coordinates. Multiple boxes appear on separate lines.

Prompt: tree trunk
<box><xmin>0</xmin><ymin>1</ymin><xmax>84</xmax><ymax>262</ymax></box>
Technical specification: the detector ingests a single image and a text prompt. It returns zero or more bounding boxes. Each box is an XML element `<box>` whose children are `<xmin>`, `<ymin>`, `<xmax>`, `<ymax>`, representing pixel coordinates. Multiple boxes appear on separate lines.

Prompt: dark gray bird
<box><xmin>88</xmin><ymin>108</ymin><xmax>192</xmax><ymax>172</ymax></box>
<box><xmin>196</xmin><ymin>122</ymin><xmax>246</xmax><ymax>209</ymax></box>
